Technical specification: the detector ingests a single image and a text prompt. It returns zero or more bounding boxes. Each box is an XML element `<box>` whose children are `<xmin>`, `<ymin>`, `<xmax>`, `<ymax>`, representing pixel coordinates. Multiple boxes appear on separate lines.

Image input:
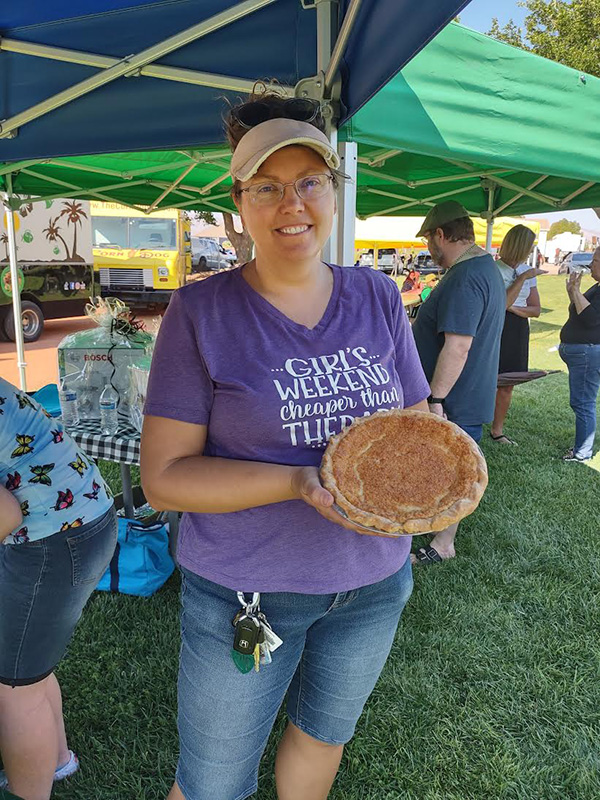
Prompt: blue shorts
<box><xmin>176</xmin><ymin>557</ymin><xmax>413</xmax><ymax>800</ymax></box>
<box><xmin>0</xmin><ymin>506</ymin><xmax>117</xmax><ymax>687</ymax></box>
<box><xmin>455</xmin><ymin>422</ymin><xmax>483</xmax><ymax>443</ymax></box>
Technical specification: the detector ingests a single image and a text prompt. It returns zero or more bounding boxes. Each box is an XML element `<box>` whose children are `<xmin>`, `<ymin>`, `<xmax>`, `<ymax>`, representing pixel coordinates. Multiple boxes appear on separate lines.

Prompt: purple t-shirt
<box><xmin>144</xmin><ymin>265</ymin><xmax>429</xmax><ymax>593</ymax></box>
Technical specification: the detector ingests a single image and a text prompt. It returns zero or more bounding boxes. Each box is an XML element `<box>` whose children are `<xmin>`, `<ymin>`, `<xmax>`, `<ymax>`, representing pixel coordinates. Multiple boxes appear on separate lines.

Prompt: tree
<box><xmin>487</xmin><ymin>1</ymin><xmax>600</xmax><ymax>79</ymax></box>
<box><xmin>222</xmin><ymin>213</ymin><xmax>254</xmax><ymax>264</ymax></box>
<box><xmin>183</xmin><ymin>210</ymin><xmax>217</xmax><ymax>226</ymax></box>
<box><xmin>548</xmin><ymin>218</ymin><xmax>582</xmax><ymax>239</ymax></box>
<box><xmin>522</xmin><ymin>0</ymin><xmax>600</xmax><ymax>77</ymax></box>
<box><xmin>486</xmin><ymin>17</ymin><xmax>525</xmax><ymax>48</ymax></box>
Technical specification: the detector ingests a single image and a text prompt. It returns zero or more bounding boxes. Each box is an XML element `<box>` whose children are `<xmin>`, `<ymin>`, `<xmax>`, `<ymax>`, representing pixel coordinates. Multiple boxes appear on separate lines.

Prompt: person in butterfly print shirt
<box><xmin>0</xmin><ymin>376</ymin><xmax>117</xmax><ymax>800</ymax></box>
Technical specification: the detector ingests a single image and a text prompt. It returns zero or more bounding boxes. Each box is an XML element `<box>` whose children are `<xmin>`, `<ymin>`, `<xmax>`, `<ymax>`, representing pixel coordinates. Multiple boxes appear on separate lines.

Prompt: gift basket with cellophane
<box><xmin>57</xmin><ymin>297</ymin><xmax>159</xmax><ymax>422</ymax></box>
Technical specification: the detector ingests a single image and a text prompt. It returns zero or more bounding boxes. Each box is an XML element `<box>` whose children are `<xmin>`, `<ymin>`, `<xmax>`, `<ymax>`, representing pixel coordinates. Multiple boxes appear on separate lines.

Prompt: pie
<box><xmin>320</xmin><ymin>409</ymin><xmax>488</xmax><ymax>536</ymax></box>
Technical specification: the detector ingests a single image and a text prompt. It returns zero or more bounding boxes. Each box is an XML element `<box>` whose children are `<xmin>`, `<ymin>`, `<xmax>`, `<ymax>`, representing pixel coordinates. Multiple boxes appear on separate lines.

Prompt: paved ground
<box><xmin>0</xmin><ymin>316</ymin><xmax>96</xmax><ymax>390</ymax></box>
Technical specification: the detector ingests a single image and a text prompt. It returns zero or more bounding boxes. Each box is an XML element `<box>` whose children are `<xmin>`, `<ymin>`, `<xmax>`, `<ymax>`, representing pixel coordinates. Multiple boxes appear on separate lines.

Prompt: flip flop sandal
<box><xmin>490</xmin><ymin>433</ymin><xmax>517</xmax><ymax>445</ymax></box>
<box><xmin>413</xmin><ymin>546</ymin><xmax>443</xmax><ymax>565</ymax></box>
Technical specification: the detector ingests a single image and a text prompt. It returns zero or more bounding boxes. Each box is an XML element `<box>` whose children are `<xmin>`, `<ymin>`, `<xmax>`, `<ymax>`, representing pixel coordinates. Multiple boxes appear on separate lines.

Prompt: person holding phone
<box><xmin>558</xmin><ymin>246</ymin><xmax>600</xmax><ymax>461</ymax></box>
<box><xmin>491</xmin><ymin>225</ymin><xmax>547</xmax><ymax>445</ymax></box>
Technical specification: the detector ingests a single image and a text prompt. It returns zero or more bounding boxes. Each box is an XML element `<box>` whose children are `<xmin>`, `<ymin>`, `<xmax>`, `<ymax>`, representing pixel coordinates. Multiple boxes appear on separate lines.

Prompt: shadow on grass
<box><xmin>530</xmin><ymin>319</ymin><xmax>563</xmax><ymax>334</ymax></box>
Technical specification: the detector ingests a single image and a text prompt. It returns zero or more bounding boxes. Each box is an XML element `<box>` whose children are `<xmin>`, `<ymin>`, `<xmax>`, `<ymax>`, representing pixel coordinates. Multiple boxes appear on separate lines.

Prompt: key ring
<box><xmin>237</xmin><ymin>591</ymin><xmax>260</xmax><ymax>612</ymax></box>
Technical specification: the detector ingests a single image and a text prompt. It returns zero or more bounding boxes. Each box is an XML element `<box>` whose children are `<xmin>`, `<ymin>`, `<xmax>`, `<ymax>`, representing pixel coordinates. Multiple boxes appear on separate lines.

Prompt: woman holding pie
<box><xmin>141</xmin><ymin>89</ymin><xmax>430</xmax><ymax>800</ymax></box>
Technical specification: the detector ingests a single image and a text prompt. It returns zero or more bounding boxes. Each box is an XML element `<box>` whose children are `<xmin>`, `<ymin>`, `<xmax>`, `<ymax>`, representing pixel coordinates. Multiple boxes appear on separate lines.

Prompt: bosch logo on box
<box><xmin>83</xmin><ymin>354</ymin><xmax>112</xmax><ymax>362</ymax></box>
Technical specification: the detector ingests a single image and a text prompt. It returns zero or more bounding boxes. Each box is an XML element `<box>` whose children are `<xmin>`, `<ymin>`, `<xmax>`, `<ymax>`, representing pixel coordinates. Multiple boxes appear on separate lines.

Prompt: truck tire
<box><xmin>194</xmin><ymin>256</ymin><xmax>207</xmax><ymax>273</ymax></box>
<box><xmin>0</xmin><ymin>309</ymin><xmax>8</xmax><ymax>342</ymax></box>
<box><xmin>3</xmin><ymin>300</ymin><xmax>45</xmax><ymax>343</ymax></box>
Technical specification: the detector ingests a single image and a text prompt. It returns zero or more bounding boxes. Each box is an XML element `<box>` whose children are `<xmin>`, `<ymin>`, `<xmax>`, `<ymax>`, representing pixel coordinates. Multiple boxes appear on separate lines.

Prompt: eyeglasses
<box><xmin>231</xmin><ymin>98</ymin><xmax>322</xmax><ymax>130</ymax></box>
<box><xmin>236</xmin><ymin>173</ymin><xmax>334</xmax><ymax>206</ymax></box>
<box><xmin>420</xmin><ymin>236</ymin><xmax>430</xmax><ymax>245</ymax></box>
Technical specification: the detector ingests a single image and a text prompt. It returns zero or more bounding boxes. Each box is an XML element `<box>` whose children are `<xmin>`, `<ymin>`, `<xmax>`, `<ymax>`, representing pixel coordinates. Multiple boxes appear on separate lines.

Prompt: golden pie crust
<box><xmin>320</xmin><ymin>409</ymin><xmax>488</xmax><ymax>536</ymax></box>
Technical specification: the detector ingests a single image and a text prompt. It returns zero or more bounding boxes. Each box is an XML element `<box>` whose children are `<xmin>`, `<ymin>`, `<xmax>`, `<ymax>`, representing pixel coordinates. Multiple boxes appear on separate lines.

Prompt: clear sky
<box><xmin>457</xmin><ymin>1</ymin><xmax>600</xmax><ymax>234</ymax></box>
<box><xmin>459</xmin><ymin>0</ymin><xmax>527</xmax><ymax>33</ymax></box>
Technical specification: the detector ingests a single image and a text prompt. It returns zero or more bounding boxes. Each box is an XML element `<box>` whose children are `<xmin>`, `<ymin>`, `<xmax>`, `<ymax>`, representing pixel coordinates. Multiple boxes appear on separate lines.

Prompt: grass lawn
<box><xmin>30</xmin><ymin>276</ymin><xmax>600</xmax><ymax>799</ymax></box>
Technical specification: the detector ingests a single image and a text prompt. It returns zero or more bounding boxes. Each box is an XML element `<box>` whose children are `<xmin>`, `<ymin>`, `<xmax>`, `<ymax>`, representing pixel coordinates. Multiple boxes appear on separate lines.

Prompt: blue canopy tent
<box><xmin>0</xmin><ymin>0</ymin><xmax>469</xmax><ymax>159</ymax></box>
<box><xmin>0</xmin><ymin>0</ymin><xmax>470</xmax><ymax>388</ymax></box>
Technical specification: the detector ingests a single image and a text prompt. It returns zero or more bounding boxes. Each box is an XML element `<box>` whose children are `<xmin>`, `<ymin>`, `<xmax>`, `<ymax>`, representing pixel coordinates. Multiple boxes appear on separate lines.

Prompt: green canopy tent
<box><xmin>345</xmin><ymin>22</ymin><xmax>600</xmax><ymax>244</ymax></box>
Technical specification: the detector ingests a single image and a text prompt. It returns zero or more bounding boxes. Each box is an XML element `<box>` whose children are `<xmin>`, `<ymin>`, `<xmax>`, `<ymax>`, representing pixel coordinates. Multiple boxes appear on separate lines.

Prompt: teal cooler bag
<box><xmin>97</xmin><ymin>517</ymin><xmax>174</xmax><ymax>597</ymax></box>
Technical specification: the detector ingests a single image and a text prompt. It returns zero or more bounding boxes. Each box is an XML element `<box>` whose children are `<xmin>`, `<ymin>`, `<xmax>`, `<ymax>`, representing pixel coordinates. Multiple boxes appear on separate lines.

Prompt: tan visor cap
<box><xmin>230</xmin><ymin>118</ymin><xmax>340</xmax><ymax>182</ymax></box>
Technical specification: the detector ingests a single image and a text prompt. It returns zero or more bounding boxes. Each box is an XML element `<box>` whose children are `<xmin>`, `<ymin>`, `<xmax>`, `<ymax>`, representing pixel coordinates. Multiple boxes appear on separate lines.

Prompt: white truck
<box><xmin>1</xmin><ymin>198</ymin><xmax>194</xmax><ymax>342</ymax></box>
<box><xmin>0</xmin><ymin>198</ymin><xmax>94</xmax><ymax>342</ymax></box>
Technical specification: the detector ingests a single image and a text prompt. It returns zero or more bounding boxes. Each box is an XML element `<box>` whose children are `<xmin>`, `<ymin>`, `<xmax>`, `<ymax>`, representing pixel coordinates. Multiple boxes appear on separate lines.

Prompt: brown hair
<box><xmin>499</xmin><ymin>224</ymin><xmax>536</xmax><ymax>266</ymax></box>
<box><xmin>225</xmin><ymin>83</ymin><xmax>341</xmax><ymax>197</ymax></box>
<box><xmin>438</xmin><ymin>216</ymin><xmax>475</xmax><ymax>243</ymax></box>
<box><xmin>224</xmin><ymin>83</ymin><xmax>327</xmax><ymax>151</ymax></box>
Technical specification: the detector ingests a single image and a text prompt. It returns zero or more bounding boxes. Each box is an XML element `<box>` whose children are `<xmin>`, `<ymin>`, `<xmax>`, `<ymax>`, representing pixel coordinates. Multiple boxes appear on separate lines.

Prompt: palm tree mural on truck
<box><xmin>43</xmin><ymin>217</ymin><xmax>71</xmax><ymax>261</ymax></box>
<box><xmin>59</xmin><ymin>201</ymin><xmax>88</xmax><ymax>262</ymax></box>
<box><xmin>0</xmin><ymin>232</ymin><xmax>8</xmax><ymax>261</ymax></box>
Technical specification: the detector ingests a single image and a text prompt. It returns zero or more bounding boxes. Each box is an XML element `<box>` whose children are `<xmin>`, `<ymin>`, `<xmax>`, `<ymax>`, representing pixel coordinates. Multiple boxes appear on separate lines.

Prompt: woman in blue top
<box><xmin>0</xmin><ymin>376</ymin><xmax>117</xmax><ymax>800</ymax></box>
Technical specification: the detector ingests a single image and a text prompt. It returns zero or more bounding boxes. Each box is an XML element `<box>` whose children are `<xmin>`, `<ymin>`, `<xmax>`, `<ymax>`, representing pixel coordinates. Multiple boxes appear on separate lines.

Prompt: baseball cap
<box><xmin>230</xmin><ymin>118</ymin><xmax>340</xmax><ymax>182</ymax></box>
<box><xmin>417</xmin><ymin>200</ymin><xmax>470</xmax><ymax>238</ymax></box>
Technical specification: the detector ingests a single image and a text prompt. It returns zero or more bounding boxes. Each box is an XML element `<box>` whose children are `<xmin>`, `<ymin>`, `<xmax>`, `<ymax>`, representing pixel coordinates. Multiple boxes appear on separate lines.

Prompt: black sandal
<box><xmin>413</xmin><ymin>546</ymin><xmax>443</xmax><ymax>565</ymax></box>
<box><xmin>490</xmin><ymin>433</ymin><xmax>517</xmax><ymax>445</ymax></box>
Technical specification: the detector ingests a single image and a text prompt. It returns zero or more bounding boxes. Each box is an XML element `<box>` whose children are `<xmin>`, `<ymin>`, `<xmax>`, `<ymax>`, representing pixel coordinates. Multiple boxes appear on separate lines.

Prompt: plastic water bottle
<box><xmin>59</xmin><ymin>378</ymin><xmax>80</xmax><ymax>428</ymax></box>
<box><xmin>99</xmin><ymin>384</ymin><xmax>119</xmax><ymax>436</ymax></box>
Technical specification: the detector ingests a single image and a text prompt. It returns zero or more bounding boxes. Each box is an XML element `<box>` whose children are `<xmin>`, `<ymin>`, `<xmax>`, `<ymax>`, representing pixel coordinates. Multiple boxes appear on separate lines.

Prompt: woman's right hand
<box><xmin>566</xmin><ymin>271</ymin><xmax>583</xmax><ymax>297</ymax></box>
<box><xmin>519</xmin><ymin>267</ymin><xmax>547</xmax><ymax>281</ymax></box>
<box><xmin>291</xmin><ymin>466</ymin><xmax>381</xmax><ymax>534</ymax></box>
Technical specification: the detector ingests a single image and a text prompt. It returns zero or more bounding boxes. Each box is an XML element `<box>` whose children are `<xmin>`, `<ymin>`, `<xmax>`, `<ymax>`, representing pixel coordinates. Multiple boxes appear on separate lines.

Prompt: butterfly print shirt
<box><xmin>0</xmin><ymin>376</ymin><xmax>113</xmax><ymax>545</ymax></box>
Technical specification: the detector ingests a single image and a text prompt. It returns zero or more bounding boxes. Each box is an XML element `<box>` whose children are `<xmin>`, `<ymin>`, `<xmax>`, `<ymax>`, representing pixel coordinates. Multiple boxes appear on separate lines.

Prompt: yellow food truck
<box><xmin>91</xmin><ymin>201</ymin><xmax>192</xmax><ymax>306</ymax></box>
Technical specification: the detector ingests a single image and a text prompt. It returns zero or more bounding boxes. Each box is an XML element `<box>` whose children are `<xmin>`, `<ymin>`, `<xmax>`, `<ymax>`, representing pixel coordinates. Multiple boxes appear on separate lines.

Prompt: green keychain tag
<box><xmin>231</xmin><ymin>649</ymin><xmax>254</xmax><ymax>674</ymax></box>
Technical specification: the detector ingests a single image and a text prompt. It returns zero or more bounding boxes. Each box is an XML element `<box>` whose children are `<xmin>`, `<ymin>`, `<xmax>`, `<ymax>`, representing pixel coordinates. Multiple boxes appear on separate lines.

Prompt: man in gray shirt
<box><xmin>412</xmin><ymin>201</ymin><xmax>505</xmax><ymax>565</ymax></box>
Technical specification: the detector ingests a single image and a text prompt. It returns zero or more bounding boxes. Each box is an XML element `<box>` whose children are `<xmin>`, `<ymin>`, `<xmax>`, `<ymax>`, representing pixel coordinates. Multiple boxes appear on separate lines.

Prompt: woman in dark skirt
<box><xmin>491</xmin><ymin>225</ymin><xmax>545</xmax><ymax>444</ymax></box>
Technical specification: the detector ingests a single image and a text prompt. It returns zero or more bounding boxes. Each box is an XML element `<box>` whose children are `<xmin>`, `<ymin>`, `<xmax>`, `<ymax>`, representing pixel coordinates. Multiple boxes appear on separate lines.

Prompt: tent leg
<box><xmin>336</xmin><ymin>141</ymin><xmax>357</xmax><ymax>266</ymax></box>
<box><xmin>481</xmin><ymin>178</ymin><xmax>495</xmax><ymax>254</ymax></box>
<box><xmin>485</xmin><ymin>218</ymin><xmax>494</xmax><ymax>253</ymax></box>
<box><xmin>4</xmin><ymin>174</ymin><xmax>27</xmax><ymax>391</ymax></box>
<box><xmin>323</xmin><ymin>127</ymin><xmax>338</xmax><ymax>264</ymax></box>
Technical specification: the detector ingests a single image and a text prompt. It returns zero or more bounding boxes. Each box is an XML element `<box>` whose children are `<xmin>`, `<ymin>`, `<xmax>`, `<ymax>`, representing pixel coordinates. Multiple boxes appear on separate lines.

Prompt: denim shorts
<box><xmin>176</xmin><ymin>556</ymin><xmax>413</xmax><ymax>800</ymax></box>
<box><xmin>454</xmin><ymin>421</ymin><xmax>483</xmax><ymax>443</ymax></box>
<box><xmin>0</xmin><ymin>506</ymin><xmax>117</xmax><ymax>687</ymax></box>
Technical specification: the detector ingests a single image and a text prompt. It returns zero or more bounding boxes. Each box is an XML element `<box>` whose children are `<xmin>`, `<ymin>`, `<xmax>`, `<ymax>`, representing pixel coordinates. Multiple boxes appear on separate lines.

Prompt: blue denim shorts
<box><xmin>454</xmin><ymin>421</ymin><xmax>483</xmax><ymax>443</ymax></box>
<box><xmin>0</xmin><ymin>506</ymin><xmax>117</xmax><ymax>687</ymax></box>
<box><xmin>176</xmin><ymin>556</ymin><xmax>413</xmax><ymax>800</ymax></box>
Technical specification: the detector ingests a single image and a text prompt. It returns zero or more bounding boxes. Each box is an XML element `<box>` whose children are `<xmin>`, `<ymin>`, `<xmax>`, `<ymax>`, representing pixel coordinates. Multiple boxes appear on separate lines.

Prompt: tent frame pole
<box><xmin>482</xmin><ymin>179</ymin><xmax>495</xmax><ymax>253</ymax></box>
<box><xmin>493</xmin><ymin>175</ymin><xmax>549</xmax><ymax>216</ymax></box>
<box><xmin>3</xmin><ymin>173</ymin><xmax>27</xmax><ymax>390</ymax></box>
<box><xmin>316</xmin><ymin>0</ymin><xmax>337</xmax><ymax>264</ymax></box>
<box><xmin>324</xmin><ymin>0</ymin><xmax>363</xmax><ymax>93</ymax></box>
<box><xmin>0</xmin><ymin>37</ymin><xmax>291</xmax><ymax>97</ymax></box>
<box><xmin>367</xmin><ymin>183</ymin><xmax>479</xmax><ymax>216</ymax></box>
<box><xmin>0</xmin><ymin>0</ymin><xmax>277</xmax><ymax>139</ymax></box>
<box><xmin>336</xmin><ymin>142</ymin><xmax>357</xmax><ymax>266</ymax></box>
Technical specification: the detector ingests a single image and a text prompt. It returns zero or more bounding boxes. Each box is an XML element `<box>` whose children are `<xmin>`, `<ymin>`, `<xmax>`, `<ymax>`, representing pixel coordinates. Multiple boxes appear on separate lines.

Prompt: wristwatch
<box><xmin>427</xmin><ymin>394</ymin><xmax>446</xmax><ymax>406</ymax></box>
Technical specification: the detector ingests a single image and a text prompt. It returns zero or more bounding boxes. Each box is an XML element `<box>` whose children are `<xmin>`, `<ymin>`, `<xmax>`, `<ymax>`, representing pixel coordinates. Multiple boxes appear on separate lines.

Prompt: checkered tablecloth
<box><xmin>68</xmin><ymin>419</ymin><xmax>141</xmax><ymax>466</ymax></box>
